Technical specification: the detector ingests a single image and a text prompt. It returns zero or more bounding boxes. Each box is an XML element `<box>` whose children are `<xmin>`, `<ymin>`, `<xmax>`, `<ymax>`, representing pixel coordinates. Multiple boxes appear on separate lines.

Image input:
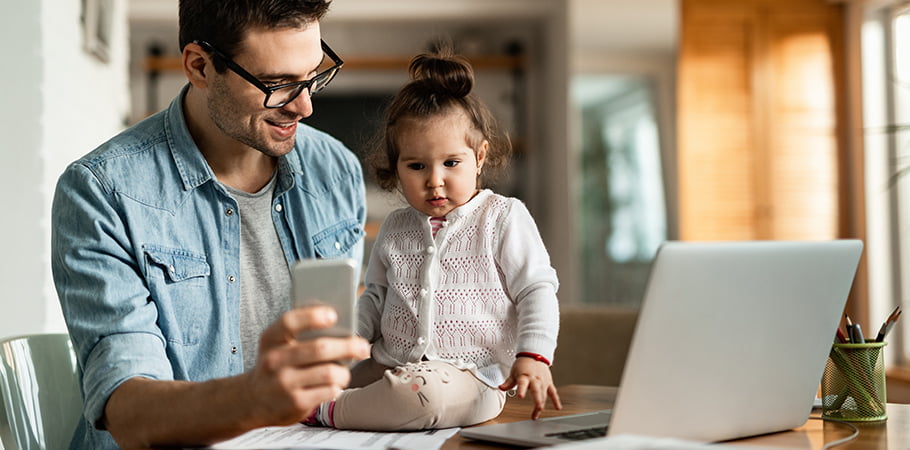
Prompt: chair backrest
<box><xmin>0</xmin><ymin>334</ymin><xmax>81</xmax><ymax>450</ymax></box>
<box><xmin>551</xmin><ymin>307</ymin><xmax>639</xmax><ymax>387</ymax></box>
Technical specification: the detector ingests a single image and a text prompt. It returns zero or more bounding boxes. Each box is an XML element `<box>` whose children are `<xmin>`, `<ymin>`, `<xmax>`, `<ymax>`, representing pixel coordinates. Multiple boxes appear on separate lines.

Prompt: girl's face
<box><xmin>395</xmin><ymin>112</ymin><xmax>487</xmax><ymax>217</ymax></box>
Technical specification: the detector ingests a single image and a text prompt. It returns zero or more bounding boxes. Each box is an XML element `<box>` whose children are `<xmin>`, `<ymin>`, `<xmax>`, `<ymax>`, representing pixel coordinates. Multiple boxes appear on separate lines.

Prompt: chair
<box><xmin>551</xmin><ymin>307</ymin><xmax>639</xmax><ymax>387</ymax></box>
<box><xmin>0</xmin><ymin>334</ymin><xmax>81</xmax><ymax>450</ymax></box>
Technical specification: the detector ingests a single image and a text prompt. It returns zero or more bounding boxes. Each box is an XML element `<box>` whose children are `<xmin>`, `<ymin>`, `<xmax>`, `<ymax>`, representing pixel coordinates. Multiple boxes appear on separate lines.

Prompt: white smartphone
<box><xmin>291</xmin><ymin>258</ymin><xmax>358</xmax><ymax>339</ymax></box>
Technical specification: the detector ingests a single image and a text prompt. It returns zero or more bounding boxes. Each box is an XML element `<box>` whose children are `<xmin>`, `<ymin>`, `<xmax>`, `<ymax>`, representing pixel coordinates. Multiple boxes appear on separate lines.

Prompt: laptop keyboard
<box><xmin>545</xmin><ymin>425</ymin><xmax>608</xmax><ymax>440</ymax></box>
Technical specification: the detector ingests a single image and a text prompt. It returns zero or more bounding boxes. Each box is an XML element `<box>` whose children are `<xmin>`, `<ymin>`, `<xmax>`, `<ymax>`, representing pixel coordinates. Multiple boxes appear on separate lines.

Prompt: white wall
<box><xmin>0</xmin><ymin>0</ymin><xmax>130</xmax><ymax>338</ymax></box>
<box><xmin>0</xmin><ymin>0</ymin><xmax>44</xmax><ymax>338</ymax></box>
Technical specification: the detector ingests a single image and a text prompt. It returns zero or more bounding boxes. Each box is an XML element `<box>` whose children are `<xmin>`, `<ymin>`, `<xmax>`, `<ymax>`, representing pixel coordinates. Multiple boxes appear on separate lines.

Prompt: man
<box><xmin>50</xmin><ymin>1</ymin><xmax>369</xmax><ymax>448</ymax></box>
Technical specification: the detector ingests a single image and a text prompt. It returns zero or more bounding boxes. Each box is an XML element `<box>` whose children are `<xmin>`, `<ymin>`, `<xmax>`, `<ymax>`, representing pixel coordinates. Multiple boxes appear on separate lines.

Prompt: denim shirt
<box><xmin>51</xmin><ymin>87</ymin><xmax>366</xmax><ymax>449</ymax></box>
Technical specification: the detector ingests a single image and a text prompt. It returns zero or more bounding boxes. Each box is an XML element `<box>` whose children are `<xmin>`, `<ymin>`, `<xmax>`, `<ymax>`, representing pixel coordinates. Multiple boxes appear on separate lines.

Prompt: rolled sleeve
<box><xmin>82</xmin><ymin>333</ymin><xmax>173</xmax><ymax>428</ymax></box>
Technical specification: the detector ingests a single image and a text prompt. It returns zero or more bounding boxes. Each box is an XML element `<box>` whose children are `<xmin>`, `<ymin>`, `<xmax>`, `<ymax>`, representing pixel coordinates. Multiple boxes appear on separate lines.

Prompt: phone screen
<box><xmin>291</xmin><ymin>258</ymin><xmax>358</xmax><ymax>339</ymax></box>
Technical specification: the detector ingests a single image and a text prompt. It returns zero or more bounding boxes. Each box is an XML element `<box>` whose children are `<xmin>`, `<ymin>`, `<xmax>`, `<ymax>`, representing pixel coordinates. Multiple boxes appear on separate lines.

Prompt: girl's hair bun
<box><xmin>369</xmin><ymin>41</ymin><xmax>511</xmax><ymax>192</ymax></box>
<box><xmin>408</xmin><ymin>47</ymin><xmax>475</xmax><ymax>99</ymax></box>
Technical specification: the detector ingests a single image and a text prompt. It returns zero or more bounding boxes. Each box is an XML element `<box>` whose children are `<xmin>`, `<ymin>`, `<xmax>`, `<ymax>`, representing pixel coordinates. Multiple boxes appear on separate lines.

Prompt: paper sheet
<box><xmin>210</xmin><ymin>424</ymin><xmax>459</xmax><ymax>450</ymax></box>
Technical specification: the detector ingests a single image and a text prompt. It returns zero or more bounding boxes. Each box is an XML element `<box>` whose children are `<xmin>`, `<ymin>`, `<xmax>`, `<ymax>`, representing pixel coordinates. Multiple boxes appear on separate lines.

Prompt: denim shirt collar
<box><xmin>163</xmin><ymin>84</ymin><xmax>302</xmax><ymax>193</ymax></box>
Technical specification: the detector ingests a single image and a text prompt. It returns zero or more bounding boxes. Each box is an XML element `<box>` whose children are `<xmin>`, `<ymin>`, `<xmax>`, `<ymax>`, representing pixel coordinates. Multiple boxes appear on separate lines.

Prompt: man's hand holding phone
<box><xmin>247</xmin><ymin>305</ymin><xmax>369</xmax><ymax>426</ymax></box>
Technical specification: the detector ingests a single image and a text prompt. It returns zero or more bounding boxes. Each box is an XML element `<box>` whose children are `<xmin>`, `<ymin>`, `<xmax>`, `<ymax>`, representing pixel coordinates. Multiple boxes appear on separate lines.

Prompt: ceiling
<box><xmin>571</xmin><ymin>0</ymin><xmax>677</xmax><ymax>55</ymax></box>
<box><xmin>128</xmin><ymin>0</ymin><xmax>678</xmax><ymax>55</ymax></box>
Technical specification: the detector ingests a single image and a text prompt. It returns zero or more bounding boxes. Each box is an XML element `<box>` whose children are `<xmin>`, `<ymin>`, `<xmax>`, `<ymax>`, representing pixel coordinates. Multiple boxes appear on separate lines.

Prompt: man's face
<box><xmin>206</xmin><ymin>24</ymin><xmax>323</xmax><ymax>157</ymax></box>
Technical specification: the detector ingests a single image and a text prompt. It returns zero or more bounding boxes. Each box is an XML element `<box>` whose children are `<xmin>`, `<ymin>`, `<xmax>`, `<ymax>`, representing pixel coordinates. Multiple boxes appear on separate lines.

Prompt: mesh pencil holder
<box><xmin>821</xmin><ymin>341</ymin><xmax>887</xmax><ymax>422</ymax></box>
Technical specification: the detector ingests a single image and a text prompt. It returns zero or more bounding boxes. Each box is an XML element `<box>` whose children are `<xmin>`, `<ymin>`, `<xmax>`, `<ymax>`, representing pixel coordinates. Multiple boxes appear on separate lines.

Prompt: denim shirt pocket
<box><xmin>312</xmin><ymin>218</ymin><xmax>365</xmax><ymax>258</ymax></box>
<box><xmin>142</xmin><ymin>245</ymin><xmax>211</xmax><ymax>345</ymax></box>
<box><xmin>144</xmin><ymin>245</ymin><xmax>210</xmax><ymax>282</ymax></box>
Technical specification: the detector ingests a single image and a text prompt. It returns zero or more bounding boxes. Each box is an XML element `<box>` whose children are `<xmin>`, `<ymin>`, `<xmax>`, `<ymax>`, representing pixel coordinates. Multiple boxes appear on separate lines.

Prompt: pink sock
<box><xmin>302</xmin><ymin>400</ymin><xmax>336</xmax><ymax>427</ymax></box>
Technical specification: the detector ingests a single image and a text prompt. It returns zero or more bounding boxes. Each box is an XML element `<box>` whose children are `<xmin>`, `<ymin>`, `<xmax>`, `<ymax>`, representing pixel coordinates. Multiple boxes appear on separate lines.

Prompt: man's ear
<box><xmin>183</xmin><ymin>42</ymin><xmax>210</xmax><ymax>89</ymax></box>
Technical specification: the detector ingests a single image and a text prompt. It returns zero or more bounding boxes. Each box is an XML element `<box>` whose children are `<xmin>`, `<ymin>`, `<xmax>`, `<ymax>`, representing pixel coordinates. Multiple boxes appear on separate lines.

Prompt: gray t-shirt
<box><xmin>222</xmin><ymin>174</ymin><xmax>291</xmax><ymax>371</ymax></box>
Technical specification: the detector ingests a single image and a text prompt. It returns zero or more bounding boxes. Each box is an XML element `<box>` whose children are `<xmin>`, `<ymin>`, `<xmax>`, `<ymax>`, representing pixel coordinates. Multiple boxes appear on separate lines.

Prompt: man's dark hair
<box><xmin>179</xmin><ymin>0</ymin><xmax>330</xmax><ymax>71</ymax></box>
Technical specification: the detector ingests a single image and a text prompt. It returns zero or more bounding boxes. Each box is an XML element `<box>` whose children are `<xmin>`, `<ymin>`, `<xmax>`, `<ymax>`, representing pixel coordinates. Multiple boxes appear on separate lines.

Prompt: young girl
<box><xmin>306</xmin><ymin>47</ymin><xmax>561</xmax><ymax>430</ymax></box>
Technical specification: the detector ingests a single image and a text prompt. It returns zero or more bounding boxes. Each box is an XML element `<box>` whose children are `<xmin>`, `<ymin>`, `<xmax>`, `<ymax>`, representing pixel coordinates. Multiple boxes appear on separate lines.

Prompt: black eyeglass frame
<box><xmin>193</xmin><ymin>39</ymin><xmax>344</xmax><ymax>108</ymax></box>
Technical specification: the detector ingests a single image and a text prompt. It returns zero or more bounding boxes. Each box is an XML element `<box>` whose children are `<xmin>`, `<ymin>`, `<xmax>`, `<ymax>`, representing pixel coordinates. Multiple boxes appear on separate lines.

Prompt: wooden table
<box><xmin>446</xmin><ymin>385</ymin><xmax>910</xmax><ymax>449</ymax></box>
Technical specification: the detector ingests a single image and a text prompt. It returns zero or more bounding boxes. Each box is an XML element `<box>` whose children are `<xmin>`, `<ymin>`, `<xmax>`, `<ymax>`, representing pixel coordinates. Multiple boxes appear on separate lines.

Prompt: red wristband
<box><xmin>516</xmin><ymin>352</ymin><xmax>551</xmax><ymax>366</ymax></box>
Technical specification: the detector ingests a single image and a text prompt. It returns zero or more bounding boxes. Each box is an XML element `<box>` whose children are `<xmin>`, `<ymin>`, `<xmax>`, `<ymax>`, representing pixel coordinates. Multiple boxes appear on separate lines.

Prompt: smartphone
<box><xmin>291</xmin><ymin>258</ymin><xmax>358</xmax><ymax>339</ymax></box>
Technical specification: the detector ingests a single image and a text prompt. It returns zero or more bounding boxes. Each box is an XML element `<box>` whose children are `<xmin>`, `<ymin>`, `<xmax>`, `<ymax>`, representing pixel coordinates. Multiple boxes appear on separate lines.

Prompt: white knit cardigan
<box><xmin>357</xmin><ymin>189</ymin><xmax>560</xmax><ymax>387</ymax></box>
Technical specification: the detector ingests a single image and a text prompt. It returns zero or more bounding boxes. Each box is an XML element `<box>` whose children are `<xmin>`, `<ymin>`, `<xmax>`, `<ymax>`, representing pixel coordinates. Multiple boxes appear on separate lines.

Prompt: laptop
<box><xmin>459</xmin><ymin>240</ymin><xmax>863</xmax><ymax>447</ymax></box>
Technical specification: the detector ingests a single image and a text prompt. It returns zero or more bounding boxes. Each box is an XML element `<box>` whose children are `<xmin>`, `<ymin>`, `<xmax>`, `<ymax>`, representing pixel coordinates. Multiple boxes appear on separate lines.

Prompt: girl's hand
<box><xmin>498</xmin><ymin>357</ymin><xmax>563</xmax><ymax>419</ymax></box>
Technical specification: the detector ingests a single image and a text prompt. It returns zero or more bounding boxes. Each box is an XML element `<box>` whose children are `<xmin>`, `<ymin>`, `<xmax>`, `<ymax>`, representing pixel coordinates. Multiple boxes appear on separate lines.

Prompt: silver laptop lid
<box><xmin>608</xmin><ymin>240</ymin><xmax>863</xmax><ymax>442</ymax></box>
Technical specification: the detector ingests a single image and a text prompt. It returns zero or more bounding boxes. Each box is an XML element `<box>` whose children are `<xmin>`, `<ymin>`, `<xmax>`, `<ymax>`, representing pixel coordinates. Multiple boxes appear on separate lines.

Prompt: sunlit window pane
<box><xmin>573</xmin><ymin>75</ymin><xmax>667</xmax><ymax>306</ymax></box>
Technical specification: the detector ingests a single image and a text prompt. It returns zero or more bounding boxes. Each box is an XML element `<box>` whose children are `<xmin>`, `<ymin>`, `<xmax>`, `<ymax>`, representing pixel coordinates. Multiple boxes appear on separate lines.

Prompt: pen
<box><xmin>845</xmin><ymin>314</ymin><xmax>856</xmax><ymax>343</ymax></box>
<box><xmin>850</xmin><ymin>323</ymin><xmax>866</xmax><ymax>344</ymax></box>
<box><xmin>875</xmin><ymin>305</ymin><xmax>903</xmax><ymax>342</ymax></box>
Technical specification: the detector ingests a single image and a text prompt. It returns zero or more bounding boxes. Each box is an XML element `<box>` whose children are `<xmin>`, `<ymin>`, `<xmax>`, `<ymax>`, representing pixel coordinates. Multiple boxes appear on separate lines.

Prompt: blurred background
<box><xmin>3</xmin><ymin>0</ymin><xmax>910</xmax><ymax>395</ymax></box>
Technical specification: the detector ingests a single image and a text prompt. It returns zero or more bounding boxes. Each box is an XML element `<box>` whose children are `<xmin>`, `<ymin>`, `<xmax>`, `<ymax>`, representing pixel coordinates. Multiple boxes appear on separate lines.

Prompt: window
<box><xmin>863</xmin><ymin>2</ymin><xmax>910</xmax><ymax>365</ymax></box>
<box><xmin>572</xmin><ymin>75</ymin><xmax>668</xmax><ymax>306</ymax></box>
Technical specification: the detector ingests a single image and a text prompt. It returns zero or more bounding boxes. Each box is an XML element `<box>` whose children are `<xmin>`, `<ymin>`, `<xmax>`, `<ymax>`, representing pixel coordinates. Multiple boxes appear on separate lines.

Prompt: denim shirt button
<box><xmin>225</xmin><ymin>208</ymin><xmax>235</xmax><ymax>216</ymax></box>
<box><xmin>334</xmin><ymin>241</ymin><xmax>341</xmax><ymax>250</ymax></box>
<box><xmin>231</xmin><ymin>346</ymin><xmax>238</xmax><ymax>354</ymax></box>
<box><xmin>228</xmin><ymin>275</ymin><xmax>236</xmax><ymax>283</ymax></box>
<box><xmin>274</xmin><ymin>204</ymin><xmax>282</xmax><ymax>213</ymax></box>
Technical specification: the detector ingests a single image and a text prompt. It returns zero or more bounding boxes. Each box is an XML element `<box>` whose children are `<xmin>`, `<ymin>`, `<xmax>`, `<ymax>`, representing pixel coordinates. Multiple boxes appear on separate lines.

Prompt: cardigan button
<box><xmin>426</xmin><ymin>246</ymin><xmax>436</xmax><ymax>255</ymax></box>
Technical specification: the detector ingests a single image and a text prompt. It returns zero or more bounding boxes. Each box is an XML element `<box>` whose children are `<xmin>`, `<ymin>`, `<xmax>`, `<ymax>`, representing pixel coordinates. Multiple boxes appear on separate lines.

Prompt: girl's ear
<box><xmin>476</xmin><ymin>140</ymin><xmax>489</xmax><ymax>172</ymax></box>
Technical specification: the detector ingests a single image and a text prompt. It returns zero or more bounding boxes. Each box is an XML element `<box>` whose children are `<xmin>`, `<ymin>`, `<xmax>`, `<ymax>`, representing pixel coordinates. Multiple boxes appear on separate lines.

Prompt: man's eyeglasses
<box><xmin>194</xmin><ymin>39</ymin><xmax>343</xmax><ymax>109</ymax></box>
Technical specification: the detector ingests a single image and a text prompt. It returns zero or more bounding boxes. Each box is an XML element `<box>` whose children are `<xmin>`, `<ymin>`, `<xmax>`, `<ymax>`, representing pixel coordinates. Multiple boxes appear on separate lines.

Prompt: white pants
<box><xmin>333</xmin><ymin>359</ymin><xmax>507</xmax><ymax>430</ymax></box>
